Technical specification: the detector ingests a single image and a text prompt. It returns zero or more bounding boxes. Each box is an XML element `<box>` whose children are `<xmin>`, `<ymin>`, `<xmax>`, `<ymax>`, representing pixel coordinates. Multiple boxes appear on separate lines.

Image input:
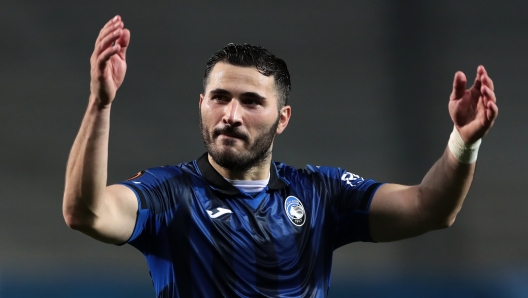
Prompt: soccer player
<box><xmin>63</xmin><ymin>16</ymin><xmax>498</xmax><ymax>297</ymax></box>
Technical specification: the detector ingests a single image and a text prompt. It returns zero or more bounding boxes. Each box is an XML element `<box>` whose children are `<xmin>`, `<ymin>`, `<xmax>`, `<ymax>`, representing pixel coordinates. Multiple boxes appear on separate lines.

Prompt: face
<box><xmin>200</xmin><ymin>62</ymin><xmax>290</xmax><ymax>171</ymax></box>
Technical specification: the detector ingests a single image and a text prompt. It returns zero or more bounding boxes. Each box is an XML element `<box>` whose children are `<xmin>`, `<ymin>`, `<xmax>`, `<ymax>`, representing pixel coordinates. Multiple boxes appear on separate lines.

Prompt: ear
<box><xmin>276</xmin><ymin>105</ymin><xmax>291</xmax><ymax>135</ymax></box>
<box><xmin>199</xmin><ymin>94</ymin><xmax>204</xmax><ymax>108</ymax></box>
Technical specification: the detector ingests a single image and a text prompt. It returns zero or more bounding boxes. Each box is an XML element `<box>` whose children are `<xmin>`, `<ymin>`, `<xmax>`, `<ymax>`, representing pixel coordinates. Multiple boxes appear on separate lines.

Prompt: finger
<box><xmin>95</xmin><ymin>16</ymin><xmax>122</xmax><ymax>45</ymax></box>
<box><xmin>477</xmin><ymin>65</ymin><xmax>487</xmax><ymax>78</ymax></box>
<box><xmin>95</xmin><ymin>20</ymin><xmax>123</xmax><ymax>48</ymax></box>
<box><xmin>481</xmin><ymin>100</ymin><xmax>498</xmax><ymax>129</ymax></box>
<box><xmin>469</xmin><ymin>68</ymin><xmax>482</xmax><ymax>99</ymax></box>
<box><xmin>116</xmin><ymin>29</ymin><xmax>131</xmax><ymax>59</ymax></box>
<box><xmin>97</xmin><ymin>44</ymin><xmax>121</xmax><ymax>71</ymax></box>
<box><xmin>450</xmin><ymin>71</ymin><xmax>467</xmax><ymax>100</ymax></box>
<box><xmin>486</xmin><ymin>101</ymin><xmax>499</xmax><ymax>123</ymax></box>
<box><xmin>93</xmin><ymin>19</ymin><xmax>123</xmax><ymax>58</ymax></box>
<box><xmin>94</xmin><ymin>28</ymin><xmax>123</xmax><ymax>58</ymax></box>
<box><xmin>101</xmin><ymin>16</ymin><xmax>122</xmax><ymax>37</ymax></box>
<box><xmin>481</xmin><ymin>73</ymin><xmax>495</xmax><ymax>92</ymax></box>
<box><xmin>481</xmin><ymin>85</ymin><xmax>497</xmax><ymax>104</ymax></box>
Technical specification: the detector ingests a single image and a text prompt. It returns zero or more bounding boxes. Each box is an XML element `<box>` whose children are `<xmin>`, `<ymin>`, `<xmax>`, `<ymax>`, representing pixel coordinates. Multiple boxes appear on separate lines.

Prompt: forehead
<box><xmin>205</xmin><ymin>62</ymin><xmax>276</xmax><ymax>95</ymax></box>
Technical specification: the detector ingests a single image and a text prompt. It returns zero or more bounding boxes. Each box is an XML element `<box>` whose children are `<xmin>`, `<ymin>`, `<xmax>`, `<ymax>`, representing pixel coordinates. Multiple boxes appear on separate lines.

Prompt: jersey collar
<box><xmin>196</xmin><ymin>153</ymin><xmax>288</xmax><ymax>195</ymax></box>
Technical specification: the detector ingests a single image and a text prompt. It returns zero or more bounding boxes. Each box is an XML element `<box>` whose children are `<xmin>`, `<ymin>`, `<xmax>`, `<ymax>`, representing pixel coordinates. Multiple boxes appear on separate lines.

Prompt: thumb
<box><xmin>451</xmin><ymin>71</ymin><xmax>466</xmax><ymax>100</ymax></box>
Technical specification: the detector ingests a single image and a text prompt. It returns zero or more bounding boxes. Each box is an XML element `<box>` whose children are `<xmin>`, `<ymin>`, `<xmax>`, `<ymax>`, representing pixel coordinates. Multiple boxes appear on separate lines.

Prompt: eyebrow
<box><xmin>209</xmin><ymin>88</ymin><xmax>266</xmax><ymax>101</ymax></box>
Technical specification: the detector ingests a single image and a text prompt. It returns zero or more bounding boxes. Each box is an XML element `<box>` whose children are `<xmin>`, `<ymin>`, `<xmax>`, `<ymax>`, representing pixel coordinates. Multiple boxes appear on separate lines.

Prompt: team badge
<box><xmin>284</xmin><ymin>196</ymin><xmax>306</xmax><ymax>226</ymax></box>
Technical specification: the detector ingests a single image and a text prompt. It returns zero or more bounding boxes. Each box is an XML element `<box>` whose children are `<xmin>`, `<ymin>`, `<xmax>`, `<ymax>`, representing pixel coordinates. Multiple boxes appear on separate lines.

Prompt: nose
<box><xmin>223</xmin><ymin>99</ymin><xmax>242</xmax><ymax>126</ymax></box>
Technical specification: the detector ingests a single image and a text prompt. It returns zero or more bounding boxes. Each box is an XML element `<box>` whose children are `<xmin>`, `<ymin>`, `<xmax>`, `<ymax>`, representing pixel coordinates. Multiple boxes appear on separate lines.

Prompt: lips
<box><xmin>220</xmin><ymin>133</ymin><xmax>241</xmax><ymax>140</ymax></box>
<box><xmin>213</xmin><ymin>126</ymin><xmax>248</xmax><ymax>142</ymax></box>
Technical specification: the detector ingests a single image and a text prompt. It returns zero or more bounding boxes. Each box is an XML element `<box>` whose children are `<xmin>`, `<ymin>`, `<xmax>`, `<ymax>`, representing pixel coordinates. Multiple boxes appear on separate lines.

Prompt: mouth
<box><xmin>213</xmin><ymin>127</ymin><xmax>248</xmax><ymax>142</ymax></box>
<box><xmin>219</xmin><ymin>132</ymin><xmax>244</xmax><ymax>140</ymax></box>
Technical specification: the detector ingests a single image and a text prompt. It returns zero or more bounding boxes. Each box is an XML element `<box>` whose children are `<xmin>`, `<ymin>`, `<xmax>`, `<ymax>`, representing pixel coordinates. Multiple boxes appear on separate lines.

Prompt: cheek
<box><xmin>200</xmin><ymin>108</ymin><xmax>215</xmax><ymax>126</ymax></box>
<box><xmin>249</xmin><ymin>114</ymin><xmax>278</xmax><ymax>133</ymax></box>
<box><xmin>201</xmin><ymin>104</ymin><xmax>224</xmax><ymax>123</ymax></box>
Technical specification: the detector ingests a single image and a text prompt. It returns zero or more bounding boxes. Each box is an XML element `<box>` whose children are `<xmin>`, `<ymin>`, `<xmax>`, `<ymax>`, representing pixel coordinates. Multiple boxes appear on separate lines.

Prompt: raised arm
<box><xmin>63</xmin><ymin>16</ymin><xmax>138</xmax><ymax>244</ymax></box>
<box><xmin>369</xmin><ymin>66</ymin><xmax>498</xmax><ymax>242</ymax></box>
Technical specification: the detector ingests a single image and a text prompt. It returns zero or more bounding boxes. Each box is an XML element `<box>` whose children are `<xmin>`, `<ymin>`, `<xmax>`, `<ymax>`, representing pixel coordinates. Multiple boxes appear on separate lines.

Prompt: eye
<box><xmin>241</xmin><ymin>98</ymin><xmax>262</xmax><ymax>106</ymax></box>
<box><xmin>242</xmin><ymin>99</ymin><xmax>257</xmax><ymax>105</ymax></box>
<box><xmin>212</xmin><ymin>95</ymin><xmax>229</xmax><ymax>102</ymax></box>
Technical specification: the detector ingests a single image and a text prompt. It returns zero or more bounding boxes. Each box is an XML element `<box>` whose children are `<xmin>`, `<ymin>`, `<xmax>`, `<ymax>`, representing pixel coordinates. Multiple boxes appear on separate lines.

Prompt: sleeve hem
<box><xmin>114</xmin><ymin>183</ymin><xmax>143</xmax><ymax>246</ymax></box>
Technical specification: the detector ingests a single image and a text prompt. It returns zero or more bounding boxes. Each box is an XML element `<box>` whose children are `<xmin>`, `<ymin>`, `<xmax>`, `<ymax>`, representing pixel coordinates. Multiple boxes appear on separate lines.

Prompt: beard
<box><xmin>200</xmin><ymin>113</ymin><xmax>279</xmax><ymax>171</ymax></box>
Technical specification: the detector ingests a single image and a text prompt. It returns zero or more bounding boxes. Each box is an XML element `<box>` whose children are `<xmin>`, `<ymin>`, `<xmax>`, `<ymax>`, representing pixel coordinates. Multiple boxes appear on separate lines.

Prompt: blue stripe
<box><xmin>268</xmin><ymin>191</ymin><xmax>304</xmax><ymax>297</ymax></box>
<box><xmin>252</xmin><ymin>194</ymin><xmax>280</xmax><ymax>296</ymax></box>
<box><xmin>229</xmin><ymin>200</ymin><xmax>258</xmax><ymax>296</ymax></box>
<box><xmin>189</xmin><ymin>188</ymin><xmax>215</xmax><ymax>298</ymax></box>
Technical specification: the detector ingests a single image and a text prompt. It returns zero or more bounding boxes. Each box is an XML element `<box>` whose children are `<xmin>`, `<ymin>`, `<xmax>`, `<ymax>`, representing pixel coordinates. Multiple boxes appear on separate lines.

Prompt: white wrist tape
<box><xmin>447</xmin><ymin>126</ymin><xmax>481</xmax><ymax>164</ymax></box>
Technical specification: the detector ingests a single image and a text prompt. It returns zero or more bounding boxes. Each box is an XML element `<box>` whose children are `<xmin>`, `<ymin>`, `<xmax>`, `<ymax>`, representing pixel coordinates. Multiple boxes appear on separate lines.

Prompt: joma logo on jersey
<box><xmin>341</xmin><ymin>171</ymin><xmax>363</xmax><ymax>187</ymax></box>
<box><xmin>207</xmin><ymin>207</ymin><xmax>232</xmax><ymax>219</ymax></box>
<box><xmin>284</xmin><ymin>196</ymin><xmax>306</xmax><ymax>226</ymax></box>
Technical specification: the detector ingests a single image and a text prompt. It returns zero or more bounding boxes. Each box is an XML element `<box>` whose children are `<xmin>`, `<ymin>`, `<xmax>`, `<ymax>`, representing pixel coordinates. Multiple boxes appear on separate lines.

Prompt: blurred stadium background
<box><xmin>1</xmin><ymin>1</ymin><xmax>527</xmax><ymax>297</ymax></box>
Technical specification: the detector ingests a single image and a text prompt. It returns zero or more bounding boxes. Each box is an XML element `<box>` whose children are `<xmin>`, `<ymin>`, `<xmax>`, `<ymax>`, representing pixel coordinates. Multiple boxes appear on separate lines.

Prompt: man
<box><xmin>63</xmin><ymin>16</ymin><xmax>498</xmax><ymax>297</ymax></box>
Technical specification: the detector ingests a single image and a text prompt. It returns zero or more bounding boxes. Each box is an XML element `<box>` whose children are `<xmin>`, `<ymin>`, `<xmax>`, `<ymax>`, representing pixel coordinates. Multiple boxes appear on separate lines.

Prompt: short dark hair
<box><xmin>203</xmin><ymin>43</ymin><xmax>291</xmax><ymax>108</ymax></box>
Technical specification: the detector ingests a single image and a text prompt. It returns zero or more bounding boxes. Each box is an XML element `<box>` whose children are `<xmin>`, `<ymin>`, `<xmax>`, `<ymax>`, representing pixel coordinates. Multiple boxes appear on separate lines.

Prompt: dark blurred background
<box><xmin>0</xmin><ymin>1</ymin><xmax>527</xmax><ymax>297</ymax></box>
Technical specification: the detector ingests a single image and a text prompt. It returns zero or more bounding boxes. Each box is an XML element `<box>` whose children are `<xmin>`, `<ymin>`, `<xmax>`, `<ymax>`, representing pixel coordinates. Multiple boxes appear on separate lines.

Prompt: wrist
<box><xmin>89</xmin><ymin>94</ymin><xmax>112</xmax><ymax>111</ymax></box>
<box><xmin>447</xmin><ymin>126</ymin><xmax>481</xmax><ymax>164</ymax></box>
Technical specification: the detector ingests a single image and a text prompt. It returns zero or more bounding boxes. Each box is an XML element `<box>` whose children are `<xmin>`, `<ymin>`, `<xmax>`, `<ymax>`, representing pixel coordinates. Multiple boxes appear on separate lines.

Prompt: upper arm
<box><xmin>85</xmin><ymin>184</ymin><xmax>139</xmax><ymax>244</ymax></box>
<box><xmin>369</xmin><ymin>149</ymin><xmax>475</xmax><ymax>242</ymax></box>
<box><xmin>369</xmin><ymin>183</ymin><xmax>429</xmax><ymax>242</ymax></box>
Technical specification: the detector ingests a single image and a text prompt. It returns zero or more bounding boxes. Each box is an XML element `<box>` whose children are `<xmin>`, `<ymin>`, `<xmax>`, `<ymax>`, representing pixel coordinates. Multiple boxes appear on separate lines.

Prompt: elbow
<box><xmin>63</xmin><ymin>211</ymin><xmax>83</xmax><ymax>230</ymax></box>
<box><xmin>63</xmin><ymin>209</ymin><xmax>87</xmax><ymax>231</ymax></box>
<box><xmin>62</xmin><ymin>198</ymin><xmax>95</xmax><ymax>232</ymax></box>
<box><xmin>63</xmin><ymin>212</ymin><xmax>96</xmax><ymax>233</ymax></box>
<box><xmin>430</xmin><ymin>214</ymin><xmax>457</xmax><ymax>231</ymax></box>
<box><xmin>63</xmin><ymin>196</ymin><xmax>78</xmax><ymax>230</ymax></box>
<box><xmin>443</xmin><ymin>214</ymin><xmax>457</xmax><ymax>228</ymax></box>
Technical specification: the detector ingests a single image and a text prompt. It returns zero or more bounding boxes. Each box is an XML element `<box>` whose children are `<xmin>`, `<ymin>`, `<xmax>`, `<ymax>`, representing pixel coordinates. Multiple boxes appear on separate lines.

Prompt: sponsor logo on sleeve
<box><xmin>341</xmin><ymin>171</ymin><xmax>364</xmax><ymax>187</ymax></box>
<box><xmin>284</xmin><ymin>196</ymin><xmax>306</xmax><ymax>226</ymax></box>
<box><xmin>127</xmin><ymin>171</ymin><xmax>145</xmax><ymax>181</ymax></box>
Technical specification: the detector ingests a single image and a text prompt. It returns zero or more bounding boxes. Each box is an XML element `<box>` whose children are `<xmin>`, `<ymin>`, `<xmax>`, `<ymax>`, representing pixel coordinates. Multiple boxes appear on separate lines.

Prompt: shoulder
<box><xmin>274</xmin><ymin>161</ymin><xmax>349</xmax><ymax>179</ymax></box>
<box><xmin>119</xmin><ymin>161</ymin><xmax>201</xmax><ymax>213</ymax></box>
<box><xmin>274</xmin><ymin>161</ymin><xmax>370</xmax><ymax>189</ymax></box>
<box><xmin>123</xmin><ymin>161</ymin><xmax>199</xmax><ymax>186</ymax></box>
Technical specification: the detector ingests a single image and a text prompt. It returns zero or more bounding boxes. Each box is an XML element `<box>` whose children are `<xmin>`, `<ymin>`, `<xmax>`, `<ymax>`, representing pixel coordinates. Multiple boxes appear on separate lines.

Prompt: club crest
<box><xmin>284</xmin><ymin>196</ymin><xmax>306</xmax><ymax>226</ymax></box>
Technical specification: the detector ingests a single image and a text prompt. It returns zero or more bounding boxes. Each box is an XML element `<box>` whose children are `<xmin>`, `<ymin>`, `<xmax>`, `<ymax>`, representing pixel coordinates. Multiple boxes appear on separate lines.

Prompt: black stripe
<box><xmin>291</xmin><ymin>189</ymin><xmax>318</xmax><ymax>296</ymax></box>
<box><xmin>167</xmin><ymin>202</ymin><xmax>192</xmax><ymax>298</ymax></box>
<box><xmin>165</xmin><ymin>172</ymin><xmax>198</xmax><ymax>298</ymax></box>
<box><xmin>249</xmin><ymin>205</ymin><xmax>280</xmax><ymax>297</ymax></box>
<box><xmin>210</xmin><ymin>194</ymin><xmax>237</xmax><ymax>297</ymax></box>
<box><xmin>127</xmin><ymin>183</ymin><xmax>147</xmax><ymax>210</ymax></box>
<box><xmin>288</xmin><ymin>186</ymin><xmax>327</xmax><ymax>297</ymax></box>
<box><xmin>158</xmin><ymin>282</ymin><xmax>176</xmax><ymax>298</ymax></box>
<box><xmin>359</xmin><ymin>182</ymin><xmax>382</xmax><ymax>212</ymax></box>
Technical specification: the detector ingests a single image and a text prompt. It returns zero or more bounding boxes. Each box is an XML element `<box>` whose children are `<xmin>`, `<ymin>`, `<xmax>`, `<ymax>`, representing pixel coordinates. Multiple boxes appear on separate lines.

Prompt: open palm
<box><xmin>90</xmin><ymin>16</ymin><xmax>130</xmax><ymax>105</ymax></box>
<box><xmin>448</xmin><ymin>66</ymin><xmax>498</xmax><ymax>144</ymax></box>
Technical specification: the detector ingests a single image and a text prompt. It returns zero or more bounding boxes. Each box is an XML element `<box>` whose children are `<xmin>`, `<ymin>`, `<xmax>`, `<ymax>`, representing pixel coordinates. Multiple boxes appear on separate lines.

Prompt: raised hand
<box><xmin>90</xmin><ymin>16</ymin><xmax>131</xmax><ymax>106</ymax></box>
<box><xmin>448</xmin><ymin>66</ymin><xmax>498</xmax><ymax>144</ymax></box>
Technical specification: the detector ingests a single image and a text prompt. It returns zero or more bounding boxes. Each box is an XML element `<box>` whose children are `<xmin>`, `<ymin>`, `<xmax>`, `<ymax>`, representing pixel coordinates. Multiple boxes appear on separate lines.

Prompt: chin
<box><xmin>217</xmin><ymin>137</ymin><xmax>247</xmax><ymax>150</ymax></box>
<box><xmin>218</xmin><ymin>146</ymin><xmax>247</xmax><ymax>159</ymax></box>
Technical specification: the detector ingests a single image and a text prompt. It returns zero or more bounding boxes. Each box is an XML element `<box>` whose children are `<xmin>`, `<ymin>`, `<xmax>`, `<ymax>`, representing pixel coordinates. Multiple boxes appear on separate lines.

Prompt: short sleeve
<box><xmin>305</xmin><ymin>165</ymin><xmax>383</xmax><ymax>247</ymax></box>
<box><xmin>119</xmin><ymin>167</ymin><xmax>184</xmax><ymax>251</ymax></box>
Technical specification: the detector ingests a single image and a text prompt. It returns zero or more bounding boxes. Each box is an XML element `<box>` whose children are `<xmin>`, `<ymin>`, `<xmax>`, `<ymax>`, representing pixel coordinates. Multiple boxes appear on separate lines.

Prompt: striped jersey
<box><xmin>120</xmin><ymin>153</ymin><xmax>382</xmax><ymax>298</ymax></box>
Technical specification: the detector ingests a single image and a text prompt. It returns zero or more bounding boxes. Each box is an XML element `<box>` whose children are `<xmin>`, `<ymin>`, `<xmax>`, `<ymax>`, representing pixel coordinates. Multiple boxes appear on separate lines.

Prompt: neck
<box><xmin>208</xmin><ymin>154</ymin><xmax>272</xmax><ymax>180</ymax></box>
